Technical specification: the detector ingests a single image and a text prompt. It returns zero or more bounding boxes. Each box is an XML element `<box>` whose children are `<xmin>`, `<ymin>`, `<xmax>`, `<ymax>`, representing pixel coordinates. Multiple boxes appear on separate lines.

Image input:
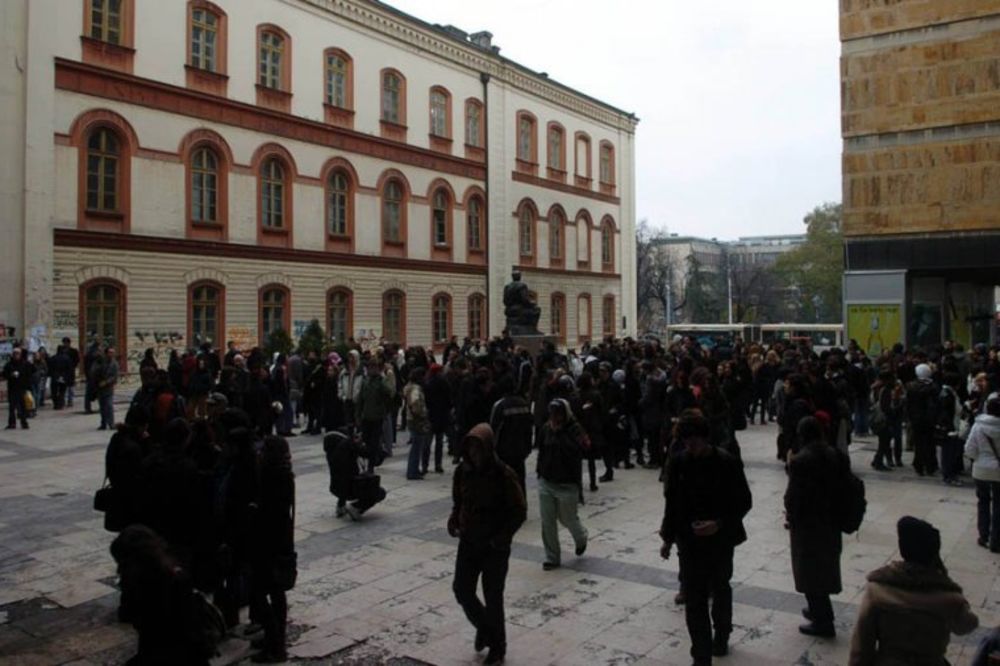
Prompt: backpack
<box><xmin>868</xmin><ymin>387</ymin><xmax>887</xmax><ymax>436</ymax></box>
<box><xmin>187</xmin><ymin>589</ymin><xmax>226</xmax><ymax>658</ymax></box>
<box><xmin>837</xmin><ymin>459</ymin><xmax>867</xmax><ymax>534</ymax></box>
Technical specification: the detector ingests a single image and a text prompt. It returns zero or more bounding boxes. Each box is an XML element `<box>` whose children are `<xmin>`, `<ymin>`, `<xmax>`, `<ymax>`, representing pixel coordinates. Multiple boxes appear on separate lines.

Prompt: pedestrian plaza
<box><xmin>1</xmin><ymin>408</ymin><xmax>998</xmax><ymax>665</ymax></box>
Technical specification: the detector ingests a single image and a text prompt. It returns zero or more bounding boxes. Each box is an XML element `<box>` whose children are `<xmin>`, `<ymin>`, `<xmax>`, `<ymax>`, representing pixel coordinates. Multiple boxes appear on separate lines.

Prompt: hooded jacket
<box><xmin>849</xmin><ymin>561</ymin><xmax>978</xmax><ymax>666</ymax></box>
<box><xmin>536</xmin><ymin>399</ymin><xmax>588</xmax><ymax>485</ymax></box>
<box><xmin>448</xmin><ymin>424</ymin><xmax>527</xmax><ymax>546</ymax></box>
<box><xmin>964</xmin><ymin>414</ymin><xmax>1000</xmax><ymax>482</ymax></box>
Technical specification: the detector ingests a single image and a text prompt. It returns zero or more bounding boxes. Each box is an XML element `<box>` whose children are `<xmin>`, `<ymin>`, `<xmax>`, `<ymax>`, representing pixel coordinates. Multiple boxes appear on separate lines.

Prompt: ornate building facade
<box><xmin>1</xmin><ymin>0</ymin><xmax>637</xmax><ymax>367</ymax></box>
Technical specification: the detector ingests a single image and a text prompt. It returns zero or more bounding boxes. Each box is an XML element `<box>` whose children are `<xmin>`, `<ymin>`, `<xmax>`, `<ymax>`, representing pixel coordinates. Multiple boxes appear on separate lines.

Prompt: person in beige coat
<box><xmin>849</xmin><ymin>516</ymin><xmax>978</xmax><ymax>666</ymax></box>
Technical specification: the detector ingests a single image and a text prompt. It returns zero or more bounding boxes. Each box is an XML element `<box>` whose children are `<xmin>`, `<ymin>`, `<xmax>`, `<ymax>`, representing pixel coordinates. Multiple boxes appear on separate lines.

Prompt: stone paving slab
<box><xmin>1</xmin><ymin>407</ymin><xmax>999</xmax><ymax>664</ymax></box>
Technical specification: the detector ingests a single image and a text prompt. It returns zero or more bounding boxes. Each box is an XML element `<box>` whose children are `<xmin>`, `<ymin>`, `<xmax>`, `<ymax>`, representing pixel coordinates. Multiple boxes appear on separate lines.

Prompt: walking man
<box><xmin>97</xmin><ymin>347</ymin><xmax>119</xmax><ymax>430</ymax></box>
<box><xmin>449</xmin><ymin>424</ymin><xmax>526</xmax><ymax>665</ymax></box>
<box><xmin>660</xmin><ymin>411</ymin><xmax>752</xmax><ymax>665</ymax></box>
<box><xmin>355</xmin><ymin>357</ymin><xmax>392</xmax><ymax>472</ymax></box>
<box><xmin>537</xmin><ymin>399</ymin><xmax>589</xmax><ymax>570</ymax></box>
<box><xmin>3</xmin><ymin>348</ymin><xmax>33</xmax><ymax>429</ymax></box>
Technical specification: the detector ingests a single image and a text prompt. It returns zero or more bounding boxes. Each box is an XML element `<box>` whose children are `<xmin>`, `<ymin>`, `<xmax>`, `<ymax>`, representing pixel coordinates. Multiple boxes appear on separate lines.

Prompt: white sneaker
<box><xmin>345</xmin><ymin>504</ymin><xmax>361</xmax><ymax>521</ymax></box>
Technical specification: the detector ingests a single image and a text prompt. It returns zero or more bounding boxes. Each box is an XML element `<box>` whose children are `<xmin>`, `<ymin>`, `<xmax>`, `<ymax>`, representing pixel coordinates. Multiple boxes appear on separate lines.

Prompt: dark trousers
<box><xmin>7</xmin><ymin>391</ymin><xmax>28</xmax><ymax>427</ymax></box>
<box><xmin>361</xmin><ymin>419</ymin><xmax>383</xmax><ymax>472</ymax></box>
<box><xmin>453</xmin><ymin>539</ymin><xmax>511</xmax><ymax>652</ymax></box>
<box><xmin>874</xmin><ymin>431</ymin><xmax>892</xmax><ymax>466</ymax></box>
<box><xmin>940</xmin><ymin>436</ymin><xmax>964</xmax><ymax>480</ymax></box>
<box><xmin>805</xmin><ymin>592</ymin><xmax>834</xmax><ymax>626</ymax></box>
<box><xmin>51</xmin><ymin>381</ymin><xmax>66</xmax><ymax>410</ymax></box>
<box><xmin>424</xmin><ymin>429</ymin><xmax>445</xmax><ymax>471</ymax></box>
<box><xmin>976</xmin><ymin>480</ymin><xmax>1000</xmax><ymax>547</ymax></box>
<box><xmin>679</xmin><ymin>540</ymin><xmax>734</xmax><ymax>662</ymax></box>
<box><xmin>250</xmin><ymin>579</ymin><xmax>287</xmax><ymax>655</ymax></box>
<box><xmin>85</xmin><ymin>380</ymin><xmax>96</xmax><ymax>413</ymax></box>
<box><xmin>912</xmin><ymin>426</ymin><xmax>937</xmax><ymax>475</ymax></box>
<box><xmin>98</xmin><ymin>393</ymin><xmax>115</xmax><ymax>429</ymax></box>
<box><xmin>747</xmin><ymin>395</ymin><xmax>767</xmax><ymax>423</ymax></box>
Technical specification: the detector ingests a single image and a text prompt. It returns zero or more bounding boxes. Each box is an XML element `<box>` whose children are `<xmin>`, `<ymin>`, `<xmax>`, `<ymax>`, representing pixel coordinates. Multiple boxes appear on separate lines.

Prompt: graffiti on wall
<box><xmin>225</xmin><ymin>326</ymin><xmax>256</xmax><ymax>354</ymax></box>
<box><xmin>355</xmin><ymin>328</ymin><xmax>380</xmax><ymax>352</ymax></box>
<box><xmin>128</xmin><ymin>329</ymin><xmax>185</xmax><ymax>366</ymax></box>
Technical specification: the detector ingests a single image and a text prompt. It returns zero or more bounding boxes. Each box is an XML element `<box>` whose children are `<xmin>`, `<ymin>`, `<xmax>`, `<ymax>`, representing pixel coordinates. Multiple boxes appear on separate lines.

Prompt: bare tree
<box><xmin>636</xmin><ymin>221</ymin><xmax>683</xmax><ymax>332</ymax></box>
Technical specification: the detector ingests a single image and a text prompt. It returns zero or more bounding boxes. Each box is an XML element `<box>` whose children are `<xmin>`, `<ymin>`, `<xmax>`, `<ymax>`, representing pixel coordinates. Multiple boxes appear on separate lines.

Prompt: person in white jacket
<box><xmin>964</xmin><ymin>396</ymin><xmax>1000</xmax><ymax>551</ymax></box>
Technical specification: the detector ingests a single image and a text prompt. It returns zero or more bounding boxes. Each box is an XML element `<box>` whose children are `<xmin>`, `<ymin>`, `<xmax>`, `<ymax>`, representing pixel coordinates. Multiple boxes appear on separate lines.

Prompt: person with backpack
<box><xmin>785</xmin><ymin>416</ymin><xmax>848</xmax><ymax>639</ymax></box>
<box><xmin>489</xmin><ymin>375</ymin><xmax>534</xmax><ymax>497</ymax></box>
<box><xmin>937</xmin><ymin>373</ymin><xmax>965</xmax><ymax>486</ymax></box>
<box><xmin>964</xmin><ymin>396</ymin><xmax>1000</xmax><ymax>551</ymax></box>
<box><xmin>403</xmin><ymin>367</ymin><xmax>430</xmax><ymax>480</ymax></box>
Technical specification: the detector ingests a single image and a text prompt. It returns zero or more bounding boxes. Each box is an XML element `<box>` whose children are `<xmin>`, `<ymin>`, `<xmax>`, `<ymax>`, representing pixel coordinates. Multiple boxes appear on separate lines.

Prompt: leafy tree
<box><xmin>775</xmin><ymin>202</ymin><xmax>843</xmax><ymax>323</ymax></box>
<box><xmin>264</xmin><ymin>326</ymin><xmax>293</xmax><ymax>358</ymax></box>
<box><xmin>297</xmin><ymin>319</ymin><xmax>327</xmax><ymax>357</ymax></box>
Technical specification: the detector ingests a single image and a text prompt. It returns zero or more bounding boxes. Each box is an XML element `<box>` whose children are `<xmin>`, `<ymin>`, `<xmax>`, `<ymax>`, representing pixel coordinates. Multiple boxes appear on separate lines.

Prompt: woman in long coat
<box><xmin>784</xmin><ymin>416</ymin><xmax>845</xmax><ymax>638</ymax></box>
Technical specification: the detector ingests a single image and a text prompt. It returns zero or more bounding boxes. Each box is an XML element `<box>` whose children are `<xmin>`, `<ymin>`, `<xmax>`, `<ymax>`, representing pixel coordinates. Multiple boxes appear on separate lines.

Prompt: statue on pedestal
<box><xmin>503</xmin><ymin>270</ymin><xmax>542</xmax><ymax>336</ymax></box>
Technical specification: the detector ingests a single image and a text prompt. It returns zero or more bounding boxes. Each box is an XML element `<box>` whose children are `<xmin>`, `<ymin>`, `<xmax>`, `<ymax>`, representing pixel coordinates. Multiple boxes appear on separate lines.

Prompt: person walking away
<box><xmin>575</xmin><ymin>372</ymin><xmax>607</xmax><ymax>492</ymax></box>
<box><xmin>48</xmin><ymin>345</ymin><xmax>72</xmax><ymax>410</ymax></box>
<box><xmin>3</xmin><ymin>348</ymin><xmax>33</xmax><ymax>429</ymax></box>
<box><xmin>61</xmin><ymin>337</ymin><xmax>80</xmax><ymax>408</ymax></box>
<box><xmin>403</xmin><ymin>367</ymin><xmax>430</xmax><ymax>479</ymax></box>
<box><xmin>104</xmin><ymin>407</ymin><xmax>150</xmax><ymax>532</ymax></box>
<box><xmin>785</xmin><ymin>416</ymin><xmax>847</xmax><ymax>638</ymax></box>
<box><xmin>97</xmin><ymin>348</ymin><xmax>119</xmax><ymax>430</ymax></box>
<box><xmin>449</xmin><ymin>424</ymin><xmax>527</xmax><ymax>665</ymax></box>
<box><xmin>425</xmin><ymin>363</ymin><xmax>452</xmax><ymax>474</ymax></box>
<box><xmin>906</xmin><ymin>363</ymin><xmax>940</xmax><ymax>476</ymax></box>
<box><xmin>83</xmin><ymin>340</ymin><xmax>101</xmax><ymax>414</ymax></box>
<box><xmin>320</xmin><ymin>359</ymin><xmax>344</xmax><ymax>433</ymax></box>
<box><xmin>187</xmin><ymin>355</ymin><xmax>213</xmax><ymax>420</ymax></box>
<box><xmin>356</xmin><ymin>358</ymin><xmax>392</xmax><ymax>472</ymax></box>
<box><xmin>537</xmin><ymin>399</ymin><xmax>589</xmax><ymax>570</ymax></box>
<box><xmin>250</xmin><ymin>436</ymin><xmax>296</xmax><ymax>663</ymax></box>
<box><xmin>30</xmin><ymin>348</ymin><xmax>48</xmax><ymax>413</ymax></box>
<box><xmin>489</xmin><ymin>376</ymin><xmax>534</xmax><ymax>497</ymax></box>
<box><xmin>869</xmin><ymin>369</ymin><xmax>904</xmax><ymax>470</ymax></box>
<box><xmin>659</xmin><ymin>411</ymin><xmax>752</xmax><ymax>665</ymax></box>
<box><xmin>849</xmin><ymin>516</ymin><xmax>978</xmax><ymax>666</ymax></box>
<box><xmin>938</xmin><ymin>373</ymin><xmax>965</xmax><ymax>485</ymax></box>
<box><xmin>964</xmin><ymin>397</ymin><xmax>1000</xmax><ymax>551</ymax></box>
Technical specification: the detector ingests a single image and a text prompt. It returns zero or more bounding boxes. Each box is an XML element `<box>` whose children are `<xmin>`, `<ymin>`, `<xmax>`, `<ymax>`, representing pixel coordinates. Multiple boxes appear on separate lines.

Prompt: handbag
<box><xmin>23</xmin><ymin>391</ymin><xmax>35</xmax><ymax>412</ymax></box>
<box><xmin>93</xmin><ymin>477</ymin><xmax>115</xmax><ymax>513</ymax></box>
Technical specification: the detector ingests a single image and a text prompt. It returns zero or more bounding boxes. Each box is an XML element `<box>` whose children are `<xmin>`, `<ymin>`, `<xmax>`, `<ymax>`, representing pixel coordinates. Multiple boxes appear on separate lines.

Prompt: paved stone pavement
<box><xmin>1</xmin><ymin>406</ymin><xmax>999</xmax><ymax>665</ymax></box>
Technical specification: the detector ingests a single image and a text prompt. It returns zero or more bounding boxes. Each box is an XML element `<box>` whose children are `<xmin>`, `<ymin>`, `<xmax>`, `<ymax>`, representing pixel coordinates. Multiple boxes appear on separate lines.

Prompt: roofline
<box><xmin>363</xmin><ymin>0</ymin><xmax>639</xmax><ymax>122</ymax></box>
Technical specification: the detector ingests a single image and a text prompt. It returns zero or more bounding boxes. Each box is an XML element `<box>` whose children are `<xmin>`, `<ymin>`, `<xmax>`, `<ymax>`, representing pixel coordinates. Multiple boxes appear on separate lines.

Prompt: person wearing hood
<box><xmin>536</xmin><ymin>398</ymin><xmax>589</xmax><ymax>570</ymax></box>
<box><xmin>849</xmin><ymin>516</ymin><xmax>978</xmax><ymax>666</ymax></box>
<box><xmin>906</xmin><ymin>363</ymin><xmax>940</xmax><ymax>476</ymax></box>
<box><xmin>965</xmin><ymin>396</ymin><xmax>1000</xmax><ymax>551</ymax></box>
<box><xmin>338</xmin><ymin>350</ymin><xmax>363</xmax><ymax>427</ymax></box>
<box><xmin>448</xmin><ymin>424</ymin><xmax>526</xmax><ymax>666</ymax></box>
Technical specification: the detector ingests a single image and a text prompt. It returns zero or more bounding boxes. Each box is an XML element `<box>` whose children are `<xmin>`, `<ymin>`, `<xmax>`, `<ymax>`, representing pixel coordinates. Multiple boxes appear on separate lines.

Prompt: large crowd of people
<box><xmin>5</xmin><ymin>331</ymin><xmax>1000</xmax><ymax>664</ymax></box>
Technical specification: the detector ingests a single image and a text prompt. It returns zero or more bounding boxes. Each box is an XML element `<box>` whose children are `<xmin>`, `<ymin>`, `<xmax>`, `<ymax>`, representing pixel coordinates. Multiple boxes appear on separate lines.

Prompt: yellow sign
<box><xmin>847</xmin><ymin>304</ymin><xmax>902</xmax><ymax>356</ymax></box>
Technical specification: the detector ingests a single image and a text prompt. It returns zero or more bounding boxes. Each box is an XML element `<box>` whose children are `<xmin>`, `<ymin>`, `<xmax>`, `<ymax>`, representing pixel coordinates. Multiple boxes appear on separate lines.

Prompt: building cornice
<box><xmin>293</xmin><ymin>0</ymin><xmax>639</xmax><ymax>133</ymax></box>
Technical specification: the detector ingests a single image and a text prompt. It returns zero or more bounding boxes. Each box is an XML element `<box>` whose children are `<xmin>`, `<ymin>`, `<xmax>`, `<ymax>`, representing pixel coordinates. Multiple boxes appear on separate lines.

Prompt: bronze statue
<box><xmin>503</xmin><ymin>269</ymin><xmax>541</xmax><ymax>335</ymax></box>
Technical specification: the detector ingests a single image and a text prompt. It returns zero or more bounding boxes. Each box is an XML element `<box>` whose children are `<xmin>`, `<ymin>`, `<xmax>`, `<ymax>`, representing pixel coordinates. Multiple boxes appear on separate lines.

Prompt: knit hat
<box><xmin>897</xmin><ymin>516</ymin><xmax>941</xmax><ymax>567</ymax></box>
<box><xmin>915</xmin><ymin>363</ymin><xmax>932</xmax><ymax>380</ymax></box>
<box><xmin>612</xmin><ymin>369</ymin><xmax>625</xmax><ymax>386</ymax></box>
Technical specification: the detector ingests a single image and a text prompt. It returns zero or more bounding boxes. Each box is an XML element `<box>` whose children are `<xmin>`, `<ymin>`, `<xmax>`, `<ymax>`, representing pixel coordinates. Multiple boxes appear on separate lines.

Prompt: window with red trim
<box><xmin>551</xmin><ymin>292</ymin><xmax>566</xmax><ymax>343</ymax></box>
<box><xmin>190</xmin><ymin>282</ymin><xmax>223</xmax><ymax>347</ymax></box>
<box><xmin>468</xmin><ymin>293</ymin><xmax>486</xmax><ymax>340</ymax></box>
<box><xmin>259</xmin><ymin>285</ymin><xmax>289</xmax><ymax>343</ymax></box>
<box><xmin>327</xmin><ymin>288</ymin><xmax>353</xmax><ymax>346</ymax></box>
<box><xmin>432</xmin><ymin>293</ymin><xmax>451</xmax><ymax>344</ymax></box>
<box><xmin>382</xmin><ymin>290</ymin><xmax>405</xmax><ymax>344</ymax></box>
<box><xmin>602</xmin><ymin>295</ymin><xmax>615</xmax><ymax>337</ymax></box>
<box><xmin>467</xmin><ymin>195</ymin><xmax>484</xmax><ymax>253</ymax></box>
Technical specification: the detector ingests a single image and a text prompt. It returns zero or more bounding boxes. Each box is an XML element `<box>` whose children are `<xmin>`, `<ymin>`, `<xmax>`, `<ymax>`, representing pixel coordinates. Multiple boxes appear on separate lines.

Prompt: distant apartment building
<box><xmin>841</xmin><ymin>1</ymin><xmax>1000</xmax><ymax>352</ymax></box>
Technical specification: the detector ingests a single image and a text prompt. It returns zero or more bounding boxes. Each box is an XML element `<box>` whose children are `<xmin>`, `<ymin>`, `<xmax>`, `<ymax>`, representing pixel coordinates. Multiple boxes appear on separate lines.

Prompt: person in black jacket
<box><xmin>660</xmin><ymin>411</ymin><xmax>752</xmax><ymax>665</ymax></box>
<box><xmin>3</xmin><ymin>347</ymin><xmax>33</xmax><ymax>429</ymax></box>
<box><xmin>780</xmin><ymin>374</ymin><xmax>813</xmax><ymax>462</ymax></box>
<box><xmin>449</xmin><ymin>424</ymin><xmax>526</xmax><ymax>666</ymax></box>
<box><xmin>250</xmin><ymin>435</ymin><xmax>296</xmax><ymax>663</ymax></box>
<box><xmin>425</xmin><ymin>363</ymin><xmax>452</xmax><ymax>473</ymax></box>
<box><xmin>104</xmin><ymin>407</ymin><xmax>150</xmax><ymax>531</ymax></box>
<box><xmin>907</xmin><ymin>363</ymin><xmax>940</xmax><ymax>476</ymax></box>
<box><xmin>489</xmin><ymin>375</ymin><xmax>534</xmax><ymax>497</ymax></box>
<box><xmin>537</xmin><ymin>399</ymin><xmax>589</xmax><ymax>570</ymax></box>
<box><xmin>785</xmin><ymin>416</ymin><xmax>846</xmax><ymax>638</ymax></box>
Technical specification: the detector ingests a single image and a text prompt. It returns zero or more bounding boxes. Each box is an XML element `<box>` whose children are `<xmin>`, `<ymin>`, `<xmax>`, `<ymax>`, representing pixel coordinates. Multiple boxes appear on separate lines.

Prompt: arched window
<box><xmin>516</xmin><ymin>112</ymin><xmax>537</xmax><ymax>165</ymax></box>
<box><xmin>468</xmin><ymin>293</ymin><xmax>486</xmax><ymax>340</ymax></box>
<box><xmin>576</xmin><ymin>211</ymin><xmax>592</xmax><ymax>266</ymax></box>
<box><xmin>578</xmin><ymin>294</ymin><xmax>592</xmax><ymax>343</ymax></box>
<box><xmin>550</xmin><ymin>292</ymin><xmax>566</xmax><ymax>342</ymax></box>
<box><xmin>518</xmin><ymin>203</ymin><xmax>535</xmax><ymax>263</ymax></box>
<box><xmin>430</xmin><ymin>87</ymin><xmax>450</xmax><ymax>138</ymax></box>
<box><xmin>190</xmin><ymin>282</ymin><xmax>223</xmax><ymax>347</ymax></box>
<box><xmin>328</xmin><ymin>171</ymin><xmax>349</xmax><ymax>236</ymax></box>
<box><xmin>382</xmin><ymin>290</ymin><xmax>405</xmax><ymax>345</ymax></box>
<box><xmin>549</xmin><ymin>209</ymin><xmax>564</xmax><ymax>265</ymax></box>
<box><xmin>381</xmin><ymin>70</ymin><xmax>403</xmax><ymax>123</ymax></box>
<box><xmin>467</xmin><ymin>196</ymin><xmax>484</xmax><ymax>253</ymax></box>
<box><xmin>601</xmin><ymin>218</ymin><xmax>616</xmax><ymax>271</ymax></box>
<box><xmin>432</xmin><ymin>293</ymin><xmax>451</xmax><ymax>344</ymax></box>
<box><xmin>547</xmin><ymin>123</ymin><xmax>565</xmax><ymax>176</ymax></box>
<box><xmin>260</xmin><ymin>158</ymin><xmax>285</xmax><ymax>229</ymax></box>
<box><xmin>326</xmin><ymin>51</ymin><xmax>349</xmax><ymax>108</ymax></box>
<box><xmin>600</xmin><ymin>141</ymin><xmax>616</xmax><ymax>186</ymax></box>
<box><xmin>258</xmin><ymin>30</ymin><xmax>284</xmax><ymax>89</ymax></box>
<box><xmin>383</xmin><ymin>180</ymin><xmax>403</xmax><ymax>244</ymax></box>
<box><xmin>602</xmin><ymin>295</ymin><xmax>616</xmax><ymax>338</ymax></box>
<box><xmin>432</xmin><ymin>189</ymin><xmax>449</xmax><ymax>247</ymax></box>
<box><xmin>190</xmin><ymin>147</ymin><xmax>218</xmax><ymax>224</ymax></box>
<box><xmin>83</xmin><ymin>0</ymin><xmax>135</xmax><ymax>71</ymax></box>
<box><xmin>327</xmin><ymin>288</ymin><xmax>353</xmax><ymax>345</ymax></box>
<box><xmin>190</xmin><ymin>5</ymin><xmax>219</xmax><ymax>71</ymax></box>
<box><xmin>259</xmin><ymin>285</ymin><xmax>289</xmax><ymax>343</ymax></box>
<box><xmin>465</xmin><ymin>99</ymin><xmax>483</xmax><ymax>148</ymax></box>
<box><xmin>86</xmin><ymin>128</ymin><xmax>120</xmax><ymax>213</ymax></box>
<box><xmin>575</xmin><ymin>132</ymin><xmax>592</xmax><ymax>187</ymax></box>
<box><xmin>82</xmin><ymin>281</ymin><xmax>125</xmax><ymax>351</ymax></box>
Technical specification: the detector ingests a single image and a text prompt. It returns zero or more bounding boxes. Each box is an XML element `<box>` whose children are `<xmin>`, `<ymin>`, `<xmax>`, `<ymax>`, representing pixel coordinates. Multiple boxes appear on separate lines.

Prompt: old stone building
<box><xmin>841</xmin><ymin>0</ymin><xmax>1000</xmax><ymax>351</ymax></box>
<box><xmin>0</xmin><ymin>0</ymin><xmax>637</xmax><ymax>368</ymax></box>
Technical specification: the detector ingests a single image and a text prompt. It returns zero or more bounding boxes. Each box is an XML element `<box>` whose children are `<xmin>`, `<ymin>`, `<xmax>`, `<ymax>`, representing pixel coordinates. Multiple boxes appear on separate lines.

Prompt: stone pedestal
<box><xmin>510</xmin><ymin>334</ymin><xmax>559</xmax><ymax>356</ymax></box>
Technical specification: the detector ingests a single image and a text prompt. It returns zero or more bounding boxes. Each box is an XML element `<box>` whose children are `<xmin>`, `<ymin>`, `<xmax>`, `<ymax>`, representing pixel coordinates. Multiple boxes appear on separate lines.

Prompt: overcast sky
<box><xmin>389</xmin><ymin>0</ymin><xmax>843</xmax><ymax>240</ymax></box>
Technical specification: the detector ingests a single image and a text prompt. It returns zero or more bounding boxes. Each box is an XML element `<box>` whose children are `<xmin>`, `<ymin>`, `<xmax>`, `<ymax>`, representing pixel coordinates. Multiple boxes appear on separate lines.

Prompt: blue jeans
<box><xmin>407</xmin><ymin>431</ymin><xmax>429</xmax><ymax>479</ymax></box>
<box><xmin>98</xmin><ymin>393</ymin><xmax>114</xmax><ymax>428</ymax></box>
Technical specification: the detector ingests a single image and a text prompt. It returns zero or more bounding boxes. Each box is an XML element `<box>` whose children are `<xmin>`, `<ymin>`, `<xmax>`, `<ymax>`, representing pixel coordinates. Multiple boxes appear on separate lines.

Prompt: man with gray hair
<box><xmin>906</xmin><ymin>363</ymin><xmax>939</xmax><ymax>476</ymax></box>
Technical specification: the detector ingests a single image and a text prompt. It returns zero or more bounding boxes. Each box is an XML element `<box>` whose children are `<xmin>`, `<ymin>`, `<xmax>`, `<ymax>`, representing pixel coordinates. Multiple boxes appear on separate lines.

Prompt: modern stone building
<box><xmin>840</xmin><ymin>1</ymin><xmax>1000</xmax><ymax>352</ymax></box>
<box><xmin>0</xmin><ymin>0</ymin><xmax>637</xmax><ymax>369</ymax></box>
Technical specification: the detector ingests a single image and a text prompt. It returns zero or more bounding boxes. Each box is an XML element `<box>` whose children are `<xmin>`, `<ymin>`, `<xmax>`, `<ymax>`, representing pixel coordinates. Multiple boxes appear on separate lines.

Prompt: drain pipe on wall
<box><xmin>480</xmin><ymin>71</ymin><xmax>491</xmax><ymax>336</ymax></box>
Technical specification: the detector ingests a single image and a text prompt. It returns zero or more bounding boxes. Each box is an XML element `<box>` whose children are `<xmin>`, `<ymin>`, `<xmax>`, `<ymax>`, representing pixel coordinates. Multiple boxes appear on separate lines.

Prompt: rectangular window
<box><xmin>600</xmin><ymin>145</ymin><xmax>614</xmax><ymax>183</ymax></box>
<box><xmin>430</xmin><ymin>92</ymin><xmax>448</xmax><ymax>137</ymax></box>
<box><xmin>548</xmin><ymin>129</ymin><xmax>562</xmax><ymax>169</ymax></box>
<box><xmin>466</xmin><ymin>104</ymin><xmax>481</xmax><ymax>147</ymax></box>
<box><xmin>326</xmin><ymin>55</ymin><xmax>347</xmax><ymax>107</ymax></box>
<box><xmin>191</xmin><ymin>9</ymin><xmax>218</xmax><ymax>71</ymax></box>
<box><xmin>91</xmin><ymin>0</ymin><xmax>122</xmax><ymax>44</ymax></box>
<box><xmin>434</xmin><ymin>210</ymin><xmax>447</xmax><ymax>246</ymax></box>
<box><xmin>259</xmin><ymin>33</ymin><xmax>283</xmax><ymax>89</ymax></box>
<box><xmin>518</xmin><ymin>118</ymin><xmax>532</xmax><ymax>161</ymax></box>
<box><xmin>382</xmin><ymin>74</ymin><xmax>400</xmax><ymax>124</ymax></box>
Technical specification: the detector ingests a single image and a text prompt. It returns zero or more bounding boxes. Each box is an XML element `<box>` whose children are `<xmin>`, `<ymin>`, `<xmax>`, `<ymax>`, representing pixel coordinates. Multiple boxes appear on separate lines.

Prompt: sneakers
<box><xmin>483</xmin><ymin>648</ymin><xmax>505</xmax><ymax>665</ymax></box>
<box><xmin>335</xmin><ymin>505</ymin><xmax>346</xmax><ymax>518</ymax></box>
<box><xmin>344</xmin><ymin>504</ymin><xmax>361</xmax><ymax>521</ymax></box>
